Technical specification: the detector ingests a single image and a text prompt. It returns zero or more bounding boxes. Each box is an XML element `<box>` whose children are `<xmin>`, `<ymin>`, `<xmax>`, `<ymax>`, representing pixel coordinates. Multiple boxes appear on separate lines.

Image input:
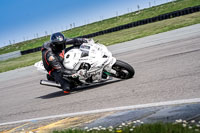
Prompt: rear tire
<box><xmin>112</xmin><ymin>60</ymin><xmax>135</xmax><ymax>79</ymax></box>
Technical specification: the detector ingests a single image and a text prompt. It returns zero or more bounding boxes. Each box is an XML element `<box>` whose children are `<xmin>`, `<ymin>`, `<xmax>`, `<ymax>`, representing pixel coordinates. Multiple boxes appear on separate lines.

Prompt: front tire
<box><xmin>112</xmin><ymin>60</ymin><xmax>135</xmax><ymax>79</ymax></box>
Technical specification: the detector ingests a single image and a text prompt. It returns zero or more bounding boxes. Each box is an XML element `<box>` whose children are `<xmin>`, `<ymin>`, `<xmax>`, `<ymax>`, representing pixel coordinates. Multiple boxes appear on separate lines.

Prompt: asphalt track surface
<box><xmin>0</xmin><ymin>24</ymin><xmax>200</xmax><ymax>125</ymax></box>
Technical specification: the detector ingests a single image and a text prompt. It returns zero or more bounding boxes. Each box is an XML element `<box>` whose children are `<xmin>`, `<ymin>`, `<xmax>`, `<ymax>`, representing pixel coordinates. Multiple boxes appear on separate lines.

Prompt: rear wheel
<box><xmin>111</xmin><ymin>60</ymin><xmax>135</xmax><ymax>79</ymax></box>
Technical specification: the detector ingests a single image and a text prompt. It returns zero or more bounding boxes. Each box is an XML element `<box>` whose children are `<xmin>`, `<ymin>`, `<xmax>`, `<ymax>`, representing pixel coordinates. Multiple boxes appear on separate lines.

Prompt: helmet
<box><xmin>50</xmin><ymin>32</ymin><xmax>66</xmax><ymax>52</ymax></box>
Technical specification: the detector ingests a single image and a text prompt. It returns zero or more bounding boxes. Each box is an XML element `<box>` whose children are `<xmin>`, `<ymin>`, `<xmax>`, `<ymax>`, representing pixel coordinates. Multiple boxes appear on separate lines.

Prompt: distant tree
<box><xmin>116</xmin><ymin>11</ymin><xmax>119</xmax><ymax>17</ymax></box>
<box><xmin>70</xmin><ymin>24</ymin><xmax>73</xmax><ymax>29</ymax></box>
<box><xmin>9</xmin><ymin>40</ymin><xmax>12</xmax><ymax>45</ymax></box>
<box><xmin>45</xmin><ymin>31</ymin><xmax>48</xmax><ymax>38</ymax></box>
<box><xmin>137</xmin><ymin>5</ymin><xmax>140</xmax><ymax>11</ymax></box>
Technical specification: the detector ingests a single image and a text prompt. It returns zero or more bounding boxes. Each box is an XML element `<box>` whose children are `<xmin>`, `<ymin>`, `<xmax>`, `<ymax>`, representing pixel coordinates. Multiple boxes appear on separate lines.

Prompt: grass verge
<box><xmin>0</xmin><ymin>0</ymin><xmax>199</xmax><ymax>55</ymax></box>
<box><xmin>0</xmin><ymin>12</ymin><xmax>200</xmax><ymax>73</ymax></box>
<box><xmin>53</xmin><ymin>121</ymin><xmax>200</xmax><ymax>133</ymax></box>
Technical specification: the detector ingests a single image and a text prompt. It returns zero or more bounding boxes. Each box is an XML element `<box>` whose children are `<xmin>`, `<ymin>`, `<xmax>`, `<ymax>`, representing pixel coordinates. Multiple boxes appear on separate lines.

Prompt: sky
<box><xmin>0</xmin><ymin>0</ymin><xmax>169</xmax><ymax>47</ymax></box>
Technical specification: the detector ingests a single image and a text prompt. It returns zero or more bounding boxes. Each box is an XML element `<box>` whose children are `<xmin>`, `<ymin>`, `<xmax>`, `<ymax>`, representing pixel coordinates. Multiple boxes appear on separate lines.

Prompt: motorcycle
<box><xmin>34</xmin><ymin>39</ymin><xmax>135</xmax><ymax>90</ymax></box>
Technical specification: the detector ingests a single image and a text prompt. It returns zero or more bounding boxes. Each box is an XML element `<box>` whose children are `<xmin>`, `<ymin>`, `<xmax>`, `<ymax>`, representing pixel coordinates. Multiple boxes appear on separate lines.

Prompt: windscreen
<box><xmin>80</xmin><ymin>45</ymin><xmax>90</xmax><ymax>57</ymax></box>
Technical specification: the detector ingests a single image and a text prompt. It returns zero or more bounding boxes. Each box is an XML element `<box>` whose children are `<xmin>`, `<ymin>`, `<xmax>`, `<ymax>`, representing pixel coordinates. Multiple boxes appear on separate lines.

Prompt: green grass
<box><xmin>93</xmin><ymin>11</ymin><xmax>200</xmax><ymax>46</ymax></box>
<box><xmin>0</xmin><ymin>0</ymin><xmax>200</xmax><ymax>55</ymax></box>
<box><xmin>0</xmin><ymin>11</ymin><xmax>200</xmax><ymax>73</ymax></box>
<box><xmin>53</xmin><ymin>122</ymin><xmax>200</xmax><ymax>133</ymax></box>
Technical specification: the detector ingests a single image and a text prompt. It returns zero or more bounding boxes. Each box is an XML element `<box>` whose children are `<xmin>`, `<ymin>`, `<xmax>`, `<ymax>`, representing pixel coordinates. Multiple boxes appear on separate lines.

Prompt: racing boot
<box><xmin>63</xmin><ymin>88</ymin><xmax>71</xmax><ymax>94</ymax></box>
<box><xmin>51</xmin><ymin>71</ymin><xmax>71</xmax><ymax>94</ymax></box>
<box><xmin>61</xmin><ymin>82</ymin><xmax>71</xmax><ymax>94</ymax></box>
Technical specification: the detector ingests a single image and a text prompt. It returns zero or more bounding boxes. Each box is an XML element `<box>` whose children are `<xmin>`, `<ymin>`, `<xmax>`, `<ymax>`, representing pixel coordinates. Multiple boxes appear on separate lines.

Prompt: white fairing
<box><xmin>63</xmin><ymin>49</ymin><xmax>82</xmax><ymax>70</ymax></box>
<box><xmin>34</xmin><ymin>39</ymin><xmax>116</xmax><ymax>84</ymax></box>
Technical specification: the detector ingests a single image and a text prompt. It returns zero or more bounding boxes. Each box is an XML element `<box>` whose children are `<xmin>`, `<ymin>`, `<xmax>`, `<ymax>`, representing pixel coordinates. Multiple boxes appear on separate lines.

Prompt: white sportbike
<box><xmin>35</xmin><ymin>39</ymin><xmax>135</xmax><ymax>89</ymax></box>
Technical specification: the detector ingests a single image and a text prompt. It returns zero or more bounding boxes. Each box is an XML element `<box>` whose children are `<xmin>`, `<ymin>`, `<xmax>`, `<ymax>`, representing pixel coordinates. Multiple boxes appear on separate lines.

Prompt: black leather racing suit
<box><xmin>41</xmin><ymin>38</ymin><xmax>86</xmax><ymax>90</ymax></box>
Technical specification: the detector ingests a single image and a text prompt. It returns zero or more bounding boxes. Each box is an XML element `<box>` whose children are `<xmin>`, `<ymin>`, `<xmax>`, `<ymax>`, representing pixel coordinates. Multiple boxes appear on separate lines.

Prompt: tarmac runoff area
<box><xmin>0</xmin><ymin>24</ymin><xmax>200</xmax><ymax>132</ymax></box>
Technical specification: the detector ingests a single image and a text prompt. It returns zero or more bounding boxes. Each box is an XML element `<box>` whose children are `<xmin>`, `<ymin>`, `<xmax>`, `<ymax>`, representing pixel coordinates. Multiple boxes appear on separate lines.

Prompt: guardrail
<box><xmin>20</xmin><ymin>47</ymin><xmax>41</xmax><ymax>55</ymax></box>
<box><xmin>0</xmin><ymin>51</ymin><xmax>21</xmax><ymax>61</ymax></box>
<box><xmin>19</xmin><ymin>5</ymin><xmax>200</xmax><ymax>55</ymax></box>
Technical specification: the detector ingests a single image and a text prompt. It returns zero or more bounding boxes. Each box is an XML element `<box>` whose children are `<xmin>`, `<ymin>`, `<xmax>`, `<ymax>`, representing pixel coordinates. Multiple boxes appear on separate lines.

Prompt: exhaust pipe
<box><xmin>40</xmin><ymin>80</ymin><xmax>61</xmax><ymax>88</ymax></box>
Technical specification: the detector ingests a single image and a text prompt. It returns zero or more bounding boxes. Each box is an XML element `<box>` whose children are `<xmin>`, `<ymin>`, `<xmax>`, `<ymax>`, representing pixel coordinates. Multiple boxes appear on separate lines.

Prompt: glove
<box><xmin>82</xmin><ymin>38</ymin><xmax>88</xmax><ymax>43</ymax></box>
<box><xmin>75</xmin><ymin>38</ymin><xmax>88</xmax><ymax>44</ymax></box>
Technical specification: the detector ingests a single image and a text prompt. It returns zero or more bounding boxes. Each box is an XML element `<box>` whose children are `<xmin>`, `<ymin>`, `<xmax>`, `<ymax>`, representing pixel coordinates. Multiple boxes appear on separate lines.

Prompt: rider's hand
<box><xmin>75</xmin><ymin>38</ymin><xmax>88</xmax><ymax>44</ymax></box>
<box><xmin>82</xmin><ymin>38</ymin><xmax>88</xmax><ymax>43</ymax></box>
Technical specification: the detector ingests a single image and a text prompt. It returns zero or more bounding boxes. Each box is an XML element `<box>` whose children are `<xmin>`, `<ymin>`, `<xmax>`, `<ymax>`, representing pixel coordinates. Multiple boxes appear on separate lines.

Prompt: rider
<box><xmin>41</xmin><ymin>32</ymin><xmax>87</xmax><ymax>94</ymax></box>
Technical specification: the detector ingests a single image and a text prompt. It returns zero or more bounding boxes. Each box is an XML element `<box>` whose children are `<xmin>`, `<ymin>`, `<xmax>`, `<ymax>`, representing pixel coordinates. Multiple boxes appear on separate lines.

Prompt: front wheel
<box><xmin>111</xmin><ymin>60</ymin><xmax>135</xmax><ymax>79</ymax></box>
